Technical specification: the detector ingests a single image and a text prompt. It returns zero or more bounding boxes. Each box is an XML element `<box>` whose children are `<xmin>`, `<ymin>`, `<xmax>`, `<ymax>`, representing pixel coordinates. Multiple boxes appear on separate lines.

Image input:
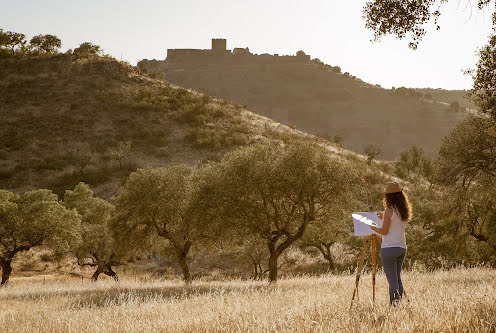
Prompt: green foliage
<box><xmin>73</xmin><ymin>42</ymin><xmax>102</xmax><ymax>57</ymax></box>
<box><xmin>197</xmin><ymin>142</ymin><xmax>363</xmax><ymax>281</ymax></box>
<box><xmin>112</xmin><ymin>165</ymin><xmax>206</xmax><ymax>282</ymax></box>
<box><xmin>437</xmin><ymin>115</ymin><xmax>496</xmax><ymax>262</ymax></box>
<box><xmin>110</xmin><ymin>140</ymin><xmax>132</xmax><ymax>170</ymax></box>
<box><xmin>29</xmin><ymin>34</ymin><xmax>61</xmax><ymax>54</ymax></box>
<box><xmin>364</xmin><ymin>0</ymin><xmax>445</xmax><ymax>49</ymax></box>
<box><xmin>438</xmin><ymin>116</ymin><xmax>496</xmax><ymax>185</ymax></box>
<box><xmin>0</xmin><ymin>29</ymin><xmax>27</xmax><ymax>55</ymax></box>
<box><xmin>395</xmin><ymin>146</ymin><xmax>433</xmax><ymax>180</ymax></box>
<box><xmin>470</xmin><ymin>34</ymin><xmax>496</xmax><ymax>120</ymax></box>
<box><xmin>0</xmin><ymin>189</ymin><xmax>81</xmax><ymax>284</ymax></box>
<box><xmin>363</xmin><ymin>143</ymin><xmax>382</xmax><ymax>164</ymax></box>
<box><xmin>64</xmin><ymin>182</ymin><xmax>120</xmax><ymax>281</ymax></box>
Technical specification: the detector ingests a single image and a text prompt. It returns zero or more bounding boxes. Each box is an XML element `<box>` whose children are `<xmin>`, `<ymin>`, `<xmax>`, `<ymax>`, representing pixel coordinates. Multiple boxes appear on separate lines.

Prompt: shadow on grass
<box><xmin>1</xmin><ymin>283</ymin><xmax>270</xmax><ymax>308</ymax></box>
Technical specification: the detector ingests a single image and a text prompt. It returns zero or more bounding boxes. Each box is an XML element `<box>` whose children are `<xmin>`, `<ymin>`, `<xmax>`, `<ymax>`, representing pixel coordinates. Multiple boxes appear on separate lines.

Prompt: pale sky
<box><xmin>1</xmin><ymin>0</ymin><xmax>494</xmax><ymax>89</ymax></box>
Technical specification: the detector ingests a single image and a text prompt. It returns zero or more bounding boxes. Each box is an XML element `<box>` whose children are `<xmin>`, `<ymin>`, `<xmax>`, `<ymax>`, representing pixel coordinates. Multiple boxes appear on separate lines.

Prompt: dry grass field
<box><xmin>0</xmin><ymin>268</ymin><xmax>494</xmax><ymax>332</ymax></box>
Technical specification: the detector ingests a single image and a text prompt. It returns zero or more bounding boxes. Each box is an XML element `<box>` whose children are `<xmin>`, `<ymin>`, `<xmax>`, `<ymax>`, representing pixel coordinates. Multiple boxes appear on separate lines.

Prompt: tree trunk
<box><xmin>91</xmin><ymin>266</ymin><xmax>104</xmax><ymax>282</ymax></box>
<box><xmin>253</xmin><ymin>262</ymin><xmax>258</xmax><ymax>280</ymax></box>
<box><xmin>1</xmin><ymin>260</ymin><xmax>13</xmax><ymax>286</ymax></box>
<box><xmin>177</xmin><ymin>253</ymin><xmax>191</xmax><ymax>283</ymax></box>
<box><xmin>322</xmin><ymin>244</ymin><xmax>335</xmax><ymax>272</ymax></box>
<box><xmin>268</xmin><ymin>252</ymin><xmax>279</xmax><ymax>283</ymax></box>
<box><xmin>104</xmin><ymin>265</ymin><xmax>119</xmax><ymax>282</ymax></box>
<box><xmin>324</xmin><ymin>253</ymin><xmax>335</xmax><ymax>272</ymax></box>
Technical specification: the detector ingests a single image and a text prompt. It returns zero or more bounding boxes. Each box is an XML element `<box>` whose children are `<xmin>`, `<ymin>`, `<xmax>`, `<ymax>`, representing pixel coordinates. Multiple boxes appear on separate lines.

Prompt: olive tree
<box><xmin>112</xmin><ymin>165</ymin><xmax>205</xmax><ymax>282</ymax></box>
<box><xmin>438</xmin><ymin>116</ymin><xmax>496</xmax><ymax>184</ymax></box>
<box><xmin>64</xmin><ymin>182</ymin><xmax>121</xmax><ymax>281</ymax></box>
<box><xmin>199</xmin><ymin>142</ymin><xmax>362</xmax><ymax>282</ymax></box>
<box><xmin>437</xmin><ymin>116</ymin><xmax>496</xmax><ymax>261</ymax></box>
<box><xmin>395</xmin><ymin>146</ymin><xmax>434</xmax><ymax>180</ymax></box>
<box><xmin>300</xmin><ymin>213</ymin><xmax>355</xmax><ymax>272</ymax></box>
<box><xmin>0</xmin><ymin>189</ymin><xmax>80</xmax><ymax>285</ymax></box>
<box><xmin>29</xmin><ymin>34</ymin><xmax>61</xmax><ymax>54</ymax></box>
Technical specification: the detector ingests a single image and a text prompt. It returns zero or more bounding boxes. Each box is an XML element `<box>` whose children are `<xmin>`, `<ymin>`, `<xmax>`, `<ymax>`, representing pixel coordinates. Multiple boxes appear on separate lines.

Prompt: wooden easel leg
<box><xmin>371</xmin><ymin>234</ymin><xmax>376</xmax><ymax>307</ymax></box>
<box><xmin>350</xmin><ymin>237</ymin><xmax>369</xmax><ymax>310</ymax></box>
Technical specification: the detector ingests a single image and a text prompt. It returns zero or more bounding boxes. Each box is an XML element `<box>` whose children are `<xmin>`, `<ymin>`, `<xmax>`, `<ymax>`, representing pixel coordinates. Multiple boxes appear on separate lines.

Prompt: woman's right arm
<box><xmin>370</xmin><ymin>207</ymin><xmax>393</xmax><ymax>235</ymax></box>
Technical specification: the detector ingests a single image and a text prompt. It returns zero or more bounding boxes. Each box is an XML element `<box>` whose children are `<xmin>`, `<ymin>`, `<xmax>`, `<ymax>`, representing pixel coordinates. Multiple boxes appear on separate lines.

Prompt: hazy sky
<box><xmin>1</xmin><ymin>0</ymin><xmax>494</xmax><ymax>89</ymax></box>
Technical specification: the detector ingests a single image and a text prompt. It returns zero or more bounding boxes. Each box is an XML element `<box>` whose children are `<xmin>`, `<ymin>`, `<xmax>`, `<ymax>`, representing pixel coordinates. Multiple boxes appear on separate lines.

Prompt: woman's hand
<box><xmin>377</xmin><ymin>212</ymin><xmax>384</xmax><ymax>220</ymax></box>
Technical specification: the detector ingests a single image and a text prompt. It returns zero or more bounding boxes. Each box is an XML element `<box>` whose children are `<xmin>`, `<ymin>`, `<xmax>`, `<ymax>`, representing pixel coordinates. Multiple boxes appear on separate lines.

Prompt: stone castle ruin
<box><xmin>165</xmin><ymin>38</ymin><xmax>311</xmax><ymax>64</ymax></box>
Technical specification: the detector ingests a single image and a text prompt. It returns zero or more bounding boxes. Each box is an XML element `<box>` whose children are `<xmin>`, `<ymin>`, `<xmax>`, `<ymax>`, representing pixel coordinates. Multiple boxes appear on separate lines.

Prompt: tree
<box><xmin>110</xmin><ymin>140</ymin><xmax>132</xmax><ymax>170</ymax></box>
<box><xmin>395</xmin><ymin>146</ymin><xmax>433</xmax><ymax>180</ymax></box>
<box><xmin>363</xmin><ymin>0</ymin><xmax>495</xmax><ymax>50</ymax></box>
<box><xmin>438</xmin><ymin>116</ymin><xmax>496</xmax><ymax>185</ymax></box>
<box><xmin>64</xmin><ymin>183</ymin><xmax>121</xmax><ymax>281</ymax></box>
<box><xmin>296</xmin><ymin>50</ymin><xmax>307</xmax><ymax>57</ymax></box>
<box><xmin>73</xmin><ymin>42</ymin><xmax>103</xmax><ymax>57</ymax></box>
<box><xmin>449</xmin><ymin>101</ymin><xmax>461</xmax><ymax>112</ymax></box>
<box><xmin>67</xmin><ymin>149</ymin><xmax>92</xmax><ymax>177</ymax></box>
<box><xmin>300</xmin><ymin>215</ymin><xmax>350</xmax><ymax>272</ymax></box>
<box><xmin>29</xmin><ymin>34</ymin><xmax>61</xmax><ymax>54</ymax></box>
<box><xmin>437</xmin><ymin>116</ymin><xmax>496</xmax><ymax>260</ymax></box>
<box><xmin>463</xmin><ymin>180</ymin><xmax>496</xmax><ymax>261</ymax></box>
<box><xmin>199</xmin><ymin>143</ymin><xmax>362</xmax><ymax>282</ymax></box>
<box><xmin>363</xmin><ymin>144</ymin><xmax>382</xmax><ymax>164</ymax></box>
<box><xmin>112</xmin><ymin>165</ymin><xmax>205</xmax><ymax>282</ymax></box>
<box><xmin>0</xmin><ymin>30</ymin><xmax>26</xmax><ymax>54</ymax></box>
<box><xmin>0</xmin><ymin>189</ymin><xmax>80</xmax><ymax>285</ymax></box>
<box><xmin>470</xmin><ymin>34</ymin><xmax>496</xmax><ymax>119</ymax></box>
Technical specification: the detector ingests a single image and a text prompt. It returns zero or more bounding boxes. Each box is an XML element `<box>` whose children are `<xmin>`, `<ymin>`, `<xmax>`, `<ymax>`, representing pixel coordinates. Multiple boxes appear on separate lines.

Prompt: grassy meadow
<box><xmin>0</xmin><ymin>267</ymin><xmax>494</xmax><ymax>332</ymax></box>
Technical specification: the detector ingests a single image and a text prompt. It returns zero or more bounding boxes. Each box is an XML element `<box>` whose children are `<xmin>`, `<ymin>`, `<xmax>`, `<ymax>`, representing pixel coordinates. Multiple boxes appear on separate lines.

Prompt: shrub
<box><xmin>186</xmin><ymin>128</ymin><xmax>222</xmax><ymax>149</ymax></box>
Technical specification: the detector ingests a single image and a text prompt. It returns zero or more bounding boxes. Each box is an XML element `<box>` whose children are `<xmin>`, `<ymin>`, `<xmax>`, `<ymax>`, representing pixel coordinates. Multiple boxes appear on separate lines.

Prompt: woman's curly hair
<box><xmin>383</xmin><ymin>191</ymin><xmax>412</xmax><ymax>222</ymax></box>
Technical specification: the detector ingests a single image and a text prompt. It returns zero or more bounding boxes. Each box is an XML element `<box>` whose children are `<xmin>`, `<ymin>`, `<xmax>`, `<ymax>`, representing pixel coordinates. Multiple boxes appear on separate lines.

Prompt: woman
<box><xmin>370</xmin><ymin>182</ymin><xmax>412</xmax><ymax>306</ymax></box>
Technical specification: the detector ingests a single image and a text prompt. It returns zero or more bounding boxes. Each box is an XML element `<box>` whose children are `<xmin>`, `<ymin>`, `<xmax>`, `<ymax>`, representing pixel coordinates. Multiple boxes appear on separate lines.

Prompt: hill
<box><xmin>0</xmin><ymin>53</ymin><xmax>385</xmax><ymax>199</ymax></box>
<box><xmin>138</xmin><ymin>56</ymin><xmax>469</xmax><ymax>159</ymax></box>
<box><xmin>412</xmin><ymin>88</ymin><xmax>475</xmax><ymax>110</ymax></box>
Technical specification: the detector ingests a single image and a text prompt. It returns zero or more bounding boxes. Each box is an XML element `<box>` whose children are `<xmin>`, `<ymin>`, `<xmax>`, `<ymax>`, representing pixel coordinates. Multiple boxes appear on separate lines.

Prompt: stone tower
<box><xmin>212</xmin><ymin>38</ymin><xmax>227</xmax><ymax>54</ymax></box>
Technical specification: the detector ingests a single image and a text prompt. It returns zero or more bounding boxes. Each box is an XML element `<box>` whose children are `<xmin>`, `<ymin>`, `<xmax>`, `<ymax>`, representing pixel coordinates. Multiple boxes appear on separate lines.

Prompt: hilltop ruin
<box><xmin>141</xmin><ymin>38</ymin><xmax>311</xmax><ymax>66</ymax></box>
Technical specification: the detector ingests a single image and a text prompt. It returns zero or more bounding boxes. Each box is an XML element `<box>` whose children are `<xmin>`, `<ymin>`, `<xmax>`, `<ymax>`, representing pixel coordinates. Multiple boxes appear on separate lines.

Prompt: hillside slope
<box><xmin>1</xmin><ymin>54</ymin><xmax>383</xmax><ymax>199</ymax></box>
<box><xmin>139</xmin><ymin>58</ymin><xmax>468</xmax><ymax>159</ymax></box>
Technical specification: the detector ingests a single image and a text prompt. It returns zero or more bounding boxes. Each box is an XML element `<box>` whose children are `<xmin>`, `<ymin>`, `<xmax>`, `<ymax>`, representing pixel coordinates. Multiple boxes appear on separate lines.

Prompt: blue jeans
<box><xmin>381</xmin><ymin>247</ymin><xmax>406</xmax><ymax>305</ymax></box>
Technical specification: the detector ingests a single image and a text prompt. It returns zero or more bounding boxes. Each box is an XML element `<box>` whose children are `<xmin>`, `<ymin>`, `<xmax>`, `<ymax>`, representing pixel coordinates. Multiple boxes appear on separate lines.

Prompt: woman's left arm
<box><xmin>370</xmin><ymin>207</ymin><xmax>393</xmax><ymax>235</ymax></box>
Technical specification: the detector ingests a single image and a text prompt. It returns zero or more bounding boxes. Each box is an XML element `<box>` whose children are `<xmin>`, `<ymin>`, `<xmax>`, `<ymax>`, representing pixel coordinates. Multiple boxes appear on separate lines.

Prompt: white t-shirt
<box><xmin>381</xmin><ymin>208</ymin><xmax>407</xmax><ymax>249</ymax></box>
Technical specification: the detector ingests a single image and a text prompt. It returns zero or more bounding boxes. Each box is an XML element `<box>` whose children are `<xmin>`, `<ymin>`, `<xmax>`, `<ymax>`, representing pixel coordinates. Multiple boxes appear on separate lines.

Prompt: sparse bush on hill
<box><xmin>73</xmin><ymin>42</ymin><xmax>102</xmax><ymax>57</ymax></box>
<box><xmin>363</xmin><ymin>143</ymin><xmax>383</xmax><ymax>165</ymax></box>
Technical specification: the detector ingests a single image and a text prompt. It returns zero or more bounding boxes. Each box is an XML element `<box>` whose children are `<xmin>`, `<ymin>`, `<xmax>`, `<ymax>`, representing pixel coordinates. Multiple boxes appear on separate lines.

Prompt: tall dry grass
<box><xmin>0</xmin><ymin>268</ymin><xmax>494</xmax><ymax>332</ymax></box>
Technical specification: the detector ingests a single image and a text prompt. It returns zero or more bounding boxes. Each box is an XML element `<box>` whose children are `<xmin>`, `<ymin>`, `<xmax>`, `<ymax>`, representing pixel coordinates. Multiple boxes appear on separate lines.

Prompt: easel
<box><xmin>350</xmin><ymin>175</ymin><xmax>377</xmax><ymax>310</ymax></box>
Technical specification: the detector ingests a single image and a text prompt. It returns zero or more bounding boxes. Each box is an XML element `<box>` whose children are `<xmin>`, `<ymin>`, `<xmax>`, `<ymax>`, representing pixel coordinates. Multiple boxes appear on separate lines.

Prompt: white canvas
<box><xmin>352</xmin><ymin>212</ymin><xmax>383</xmax><ymax>236</ymax></box>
